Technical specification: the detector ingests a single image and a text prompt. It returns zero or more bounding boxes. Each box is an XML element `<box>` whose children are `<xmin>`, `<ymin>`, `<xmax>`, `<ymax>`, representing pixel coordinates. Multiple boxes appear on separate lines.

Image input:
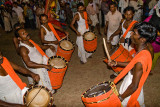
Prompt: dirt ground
<box><xmin>0</xmin><ymin>26</ymin><xmax>160</xmax><ymax>107</ymax></box>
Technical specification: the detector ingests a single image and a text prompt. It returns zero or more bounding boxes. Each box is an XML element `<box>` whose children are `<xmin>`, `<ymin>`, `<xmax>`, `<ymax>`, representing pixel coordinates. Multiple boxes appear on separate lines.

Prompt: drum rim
<box><xmin>59</xmin><ymin>38</ymin><xmax>75</xmax><ymax>51</ymax></box>
<box><xmin>23</xmin><ymin>85</ymin><xmax>53</xmax><ymax>106</ymax></box>
<box><xmin>83</xmin><ymin>31</ymin><xmax>97</xmax><ymax>41</ymax></box>
<box><xmin>81</xmin><ymin>81</ymin><xmax>119</xmax><ymax>104</ymax></box>
<box><xmin>48</xmin><ymin>55</ymin><xmax>68</xmax><ymax>69</ymax></box>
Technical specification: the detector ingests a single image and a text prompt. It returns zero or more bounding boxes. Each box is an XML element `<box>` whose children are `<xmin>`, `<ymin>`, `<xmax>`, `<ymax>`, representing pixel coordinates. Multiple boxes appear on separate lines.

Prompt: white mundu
<box><xmin>119</xmin><ymin>71</ymin><xmax>145</xmax><ymax>107</ymax></box>
<box><xmin>76</xmin><ymin>12</ymin><xmax>92</xmax><ymax>63</ymax></box>
<box><xmin>19</xmin><ymin>42</ymin><xmax>52</xmax><ymax>90</ymax></box>
<box><xmin>0</xmin><ymin>75</ymin><xmax>28</xmax><ymax>104</ymax></box>
<box><xmin>41</xmin><ymin>25</ymin><xmax>58</xmax><ymax>58</ymax></box>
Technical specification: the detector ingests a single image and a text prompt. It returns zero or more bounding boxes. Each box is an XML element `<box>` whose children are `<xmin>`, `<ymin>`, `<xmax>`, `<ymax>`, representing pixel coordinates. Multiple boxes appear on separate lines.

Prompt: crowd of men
<box><xmin>0</xmin><ymin>0</ymin><xmax>160</xmax><ymax>106</ymax></box>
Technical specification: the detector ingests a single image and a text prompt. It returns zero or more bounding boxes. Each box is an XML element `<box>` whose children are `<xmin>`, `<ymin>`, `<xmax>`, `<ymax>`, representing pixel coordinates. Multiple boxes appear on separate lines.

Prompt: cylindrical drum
<box><xmin>48</xmin><ymin>56</ymin><xmax>68</xmax><ymax>89</ymax></box>
<box><xmin>56</xmin><ymin>38</ymin><xmax>74</xmax><ymax>62</ymax></box>
<box><xmin>104</xmin><ymin>44</ymin><xmax>133</xmax><ymax>73</ymax></box>
<box><xmin>81</xmin><ymin>81</ymin><xmax>121</xmax><ymax>107</ymax></box>
<box><xmin>83</xmin><ymin>31</ymin><xmax>97</xmax><ymax>53</ymax></box>
<box><xmin>23</xmin><ymin>85</ymin><xmax>53</xmax><ymax>107</ymax></box>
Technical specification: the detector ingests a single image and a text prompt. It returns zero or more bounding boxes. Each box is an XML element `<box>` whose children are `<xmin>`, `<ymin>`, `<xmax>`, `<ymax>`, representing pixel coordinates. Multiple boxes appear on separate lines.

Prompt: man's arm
<box><xmin>119</xmin><ymin>62</ymin><xmax>143</xmax><ymax>101</ymax></box>
<box><xmin>109</xmin><ymin>19</ymin><xmax>123</xmax><ymax>41</ymax></box>
<box><xmin>87</xmin><ymin>13</ymin><xmax>92</xmax><ymax>25</ymax></box>
<box><xmin>10</xmin><ymin>61</ymin><xmax>40</xmax><ymax>83</ymax></box>
<box><xmin>0</xmin><ymin>100</ymin><xmax>26</xmax><ymax>107</ymax></box>
<box><xmin>104</xmin><ymin>21</ymin><xmax>108</xmax><ymax>35</ymax></box>
<box><xmin>51</xmin><ymin>23</ymin><xmax>69</xmax><ymax>36</ymax></box>
<box><xmin>70</xmin><ymin>13</ymin><xmax>81</xmax><ymax>36</ymax></box>
<box><xmin>13</xmin><ymin>37</ymin><xmax>20</xmax><ymax>55</ymax></box>
<box><xmin>19</xmin><ymin>46</ymin><xmax>51</xmax><ymax>70</ymax></box>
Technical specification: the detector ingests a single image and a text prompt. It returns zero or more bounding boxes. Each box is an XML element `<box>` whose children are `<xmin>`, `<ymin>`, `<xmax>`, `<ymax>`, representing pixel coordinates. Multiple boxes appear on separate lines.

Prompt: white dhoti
<box><xmin>45</xmin><ymin>44</ymin><xmax>58</xmax><ymax>58</ymax></box>
<box><xmin>76</xmin><ymin>36</ymin><xmax>92</xmax><ymax>63</ymax></box>
<box><xmin>119</xmin><ymin>71</ymin><xmax>145</xmax><ymax>107</ymax></box>
<box><xmin>0</xmin><ymin>75</ymin><xmax>28</xmax><ymax>104</ymax></box>
<box><xmin>107</xmin><ymin>31</ymin><xmax>119</xmax><ymax>45</ymax></box>
<box><xmin>18</xmin><ymin>15</ymin><xmax>25</xmax><ymax>23</ymax></box>
<box><xmin>90</xmin><ymin>14</ymin><xmax>99</xmax><ymax>26</ymax></box>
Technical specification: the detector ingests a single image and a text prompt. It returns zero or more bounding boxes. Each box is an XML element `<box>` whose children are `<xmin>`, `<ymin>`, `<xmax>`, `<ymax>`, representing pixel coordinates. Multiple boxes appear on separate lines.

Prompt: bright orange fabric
<box><xmin>129</xmin><ymin>48</ymin><xmax>136</xmax><ymax>56</ymax></box>
<box><xmin>1</xmin><ymin>57</ymin><xmax>27</xmax><ymax>90</ymax></box>
<box><xmin>114</xmin><ymin>50</ymin><xmax>152</xmax><ymax>107</ymax></box>
<box><xmin>83</xmin><ymin>11</ymin><xmax>89</xmax><ymax>29</ymax></box>
<box><xmin>122</xmin><ymin>21</ymin><xmax>137</xmax><ymax>38</ymax></box>
<box><xmin>48</xmin><ymin>23</ymin><xmax>61</xmax><ymax>41</ymax></box>
<box><xmin>29</xmin><ymin>39</ymin><xmax>48</xmax><ymax>58</ymax></box>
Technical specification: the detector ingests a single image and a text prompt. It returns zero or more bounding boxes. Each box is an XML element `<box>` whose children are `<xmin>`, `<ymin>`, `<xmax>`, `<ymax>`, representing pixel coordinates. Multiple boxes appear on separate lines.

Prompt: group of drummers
<box><xmin>0</xmin><ymin>1</ymin><xmax>159</xmax><ymax>107</ymax></box>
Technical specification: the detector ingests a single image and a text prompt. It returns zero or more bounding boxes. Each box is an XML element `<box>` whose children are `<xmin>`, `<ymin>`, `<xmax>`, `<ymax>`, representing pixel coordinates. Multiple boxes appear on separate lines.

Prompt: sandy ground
<box><xmin>0</xmin><ymin>26</ymin><xmax>160</xmax><ymax>107</ymax></box>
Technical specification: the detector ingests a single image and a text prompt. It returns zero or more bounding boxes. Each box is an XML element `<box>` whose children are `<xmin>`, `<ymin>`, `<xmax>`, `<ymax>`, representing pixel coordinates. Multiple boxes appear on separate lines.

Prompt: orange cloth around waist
<box><xmin>114</xmin><ymin>50</ymin><xmax>152</xmax><ymax>107</ymax></box>
<box><xmin>1</xmin><ymin>57</ymin><xmax>27</xmax><ymax>90</ymax></box>
<box><xmin>29</xmin><ymin>39</ymin><xmax>48</xmax><ymax>58</ymax></box>
<box><xmin>48</xmin><ymin>23</ymin><xmax>61</xmax><ymax>41</ymax></box>
<box><xmin>83</xmin><ymin>11</ymin><xmax>89</xmax><ymax>29</ymax></box>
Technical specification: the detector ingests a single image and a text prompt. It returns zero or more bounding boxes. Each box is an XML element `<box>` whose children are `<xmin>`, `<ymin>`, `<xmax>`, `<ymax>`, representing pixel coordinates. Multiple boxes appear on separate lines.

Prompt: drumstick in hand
<box><xmin>103</xmin><ymin>38</ymin><xmax>111</xmax><ymax>62</ymax></box>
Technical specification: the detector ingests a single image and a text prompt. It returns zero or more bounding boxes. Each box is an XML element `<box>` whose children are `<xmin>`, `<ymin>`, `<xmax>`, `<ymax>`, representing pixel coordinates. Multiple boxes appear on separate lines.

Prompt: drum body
<box><xmin>23</xmin><ymin>85</ymin><xmax>53</xmax><ymax>107</ymax></box>
<box><xmin>81</xmin><ymin>81</ymin><xmax>121</xmax><ymax>107</ymax></box>
<box><xmin>56</xmin><ymin>39</ymin><xmax>74</xmax><ymax>62</ymax></box>
<box><xmin>48</xmin><ymin>56</ymin><xmax>68</xmax><ymax>89</ymax></box>
<box><xmin>83</xmin><ymin>31</ymin><xmax>97</xmax><ymax>53</ymax></box>
<box><xmin>104</xmin><ymin>44</ymin><xmax>133</xmax><ymax>73</ymax></box>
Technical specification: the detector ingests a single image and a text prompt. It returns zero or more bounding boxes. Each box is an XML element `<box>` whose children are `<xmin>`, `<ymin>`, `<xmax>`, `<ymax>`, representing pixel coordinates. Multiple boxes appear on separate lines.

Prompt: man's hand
<box><xmin>31</xmin><ymin>74</ymin><xmax>40</xmax><ymax>83</ymax></box>
<box><xmin>14</xmin><ymin>104</ymin><xmax>27</xmax><ymax>107</ymax></box>
<box><xmin>52</xmin><ymin>41</ymin><xmax>59</xmax><ymax>45</ymax></box>
<box><xmin>65</xmin><ymin>31</ymin><xmax>69</xmax><ymax>36</ymax></box>
<box><xmin>44</xmin><ymin>65</ymin><xmax>52</xmax><ymax>71</ymax></box>
<box><xmin>120</xmin><ymin>37</ymin><xmax>125</xmax><ymax>43</ymax></box>
<box><xmin>49</xmin><ymin>45</ymin><xmax>55</xmax><ymax>53</ymax></box>
<box><xmin>76</xmin><ymin>31</ymin><xmax>81</xmax><ymax>36</ymax></box>
<box><xmin>104</xmin><ymin>29</ymin><xmax>107</xmax><ymax>35</ymax></box>
<box><xmin>108</xmin><ymin>60</ymin><xmax>117</xmax><ymax>67</ymax></box>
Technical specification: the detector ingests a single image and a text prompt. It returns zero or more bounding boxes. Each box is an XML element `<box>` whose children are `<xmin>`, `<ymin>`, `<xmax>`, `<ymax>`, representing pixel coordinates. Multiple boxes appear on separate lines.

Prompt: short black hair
<box><xmin>77</xmin><ymin>2</ymin><xmax>84</xmax><ymax>9</ymax></box>
<box><xmin>15</xmin><ymin>28</ymin><xmax>23</xmax><ymax>38</ymax></box>
<box><xmin>123</xmin><ymin>6</ymin><xmax>135</xmax><ymax>14</ymax></box>
<box><xmin>39</xmin><ymin>14</ymin><xmax>48</xmax><ymax>20</ymax></box>
<box><xmin>109</xmin><ymin>2</ymin><xmax>117</xmax><ymax>8</ymax></box>
<box><xmin>133</xmin><ymin>22</ymin><xmax>157</xmax><ymax>43</ymax></box>
<box><xmin>13</xmin><ymin>2</ymin><xmax>18</xmax><ymax>5</ymax></box>
<box><xmin>13</xmin><ymin>22</ymin><xmax>21</xmax><ymax>30</ymax></box>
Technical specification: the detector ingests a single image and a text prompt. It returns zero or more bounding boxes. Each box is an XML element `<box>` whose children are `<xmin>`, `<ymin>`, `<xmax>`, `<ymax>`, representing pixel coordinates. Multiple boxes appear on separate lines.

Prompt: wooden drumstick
<box><xmin>103</xmin><ymin>38</ymin><xmax>111</xmax><ymax>62</ymax></box>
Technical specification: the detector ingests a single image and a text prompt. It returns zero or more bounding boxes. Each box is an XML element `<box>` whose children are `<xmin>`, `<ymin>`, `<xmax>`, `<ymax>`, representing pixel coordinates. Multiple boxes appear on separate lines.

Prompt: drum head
<box><xmin>25</xmin><ymin>87</ymin><xmax>51</xmax><ymax>107</ymax></box>
<box><xmin>60</xmin><ymin>40</ymin><xmax>73</xmax><ymax>50</ymax></box>
<box><xmin>84</xmin><ymin>32</ymin><xmax>95</xmax><ymax>41</ymax></box>
<box><xmin>83</xmin><ymin>82</ymin><xmax>111</xmax><ymax>98</ymax></box>
<box><xmin>49</xmin><ymin>57</ymin><xmax>66</xmax><ymax>69</ymax></box>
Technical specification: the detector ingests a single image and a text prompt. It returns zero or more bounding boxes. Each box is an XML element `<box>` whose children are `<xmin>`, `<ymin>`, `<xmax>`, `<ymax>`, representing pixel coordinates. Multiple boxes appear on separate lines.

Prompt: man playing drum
<box><xmin>109</xmin><ymin>6</ymin><xmax>138</xmax><ymax>52</ymax></box>
<box><xmin>15</xmin><ymin>28</ymin><xmax>56</xmax><ymax>93</ymax></box>
<box><xmin>0</xmin><ymin>51</ymin><xmax>40</xmax><ymax>106</ymax></box>
<box><xmin>108</xmin><ymin>22</ymin><xmax>156</xmax><ymax>107</ymax></box>
<box><xmin>40</xmin><ymin>14</ymin><xmax>69</xmax><ymax>58</ymax></box>
<box><xmin>70</xmin><ymin>2</ymin><xmax>92</xmax><ymax>64</ymax></box>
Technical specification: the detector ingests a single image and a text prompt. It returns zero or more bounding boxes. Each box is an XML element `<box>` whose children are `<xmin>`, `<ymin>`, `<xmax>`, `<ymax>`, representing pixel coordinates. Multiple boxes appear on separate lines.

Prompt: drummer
<box><xmin>0</xmin><ymin>51</ymin><xmax>40</xmax><ymax>106</ymax></box>
<box><xmin>40</xmin><ymin>14</ymin><xmax>69</xmax><ymax>58</ymax></box>
<box><xmin>15</xmin><ymin>28</ymin><xmax>56</xmax><ymax>93</ymax></box>
<box><xmin>109</xmin><ymin>6</ymin><xmax>138</xmax><ymax>52</ymax></box>
<box><xmin>70</xmin><ymin>2</ymin><xmax>92</xmax><ymax>64</ymax></box>
<box><xmin>108</xmin><ymin>22</ymin><xmax>156</xmax><ymax>107</ymax></box>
